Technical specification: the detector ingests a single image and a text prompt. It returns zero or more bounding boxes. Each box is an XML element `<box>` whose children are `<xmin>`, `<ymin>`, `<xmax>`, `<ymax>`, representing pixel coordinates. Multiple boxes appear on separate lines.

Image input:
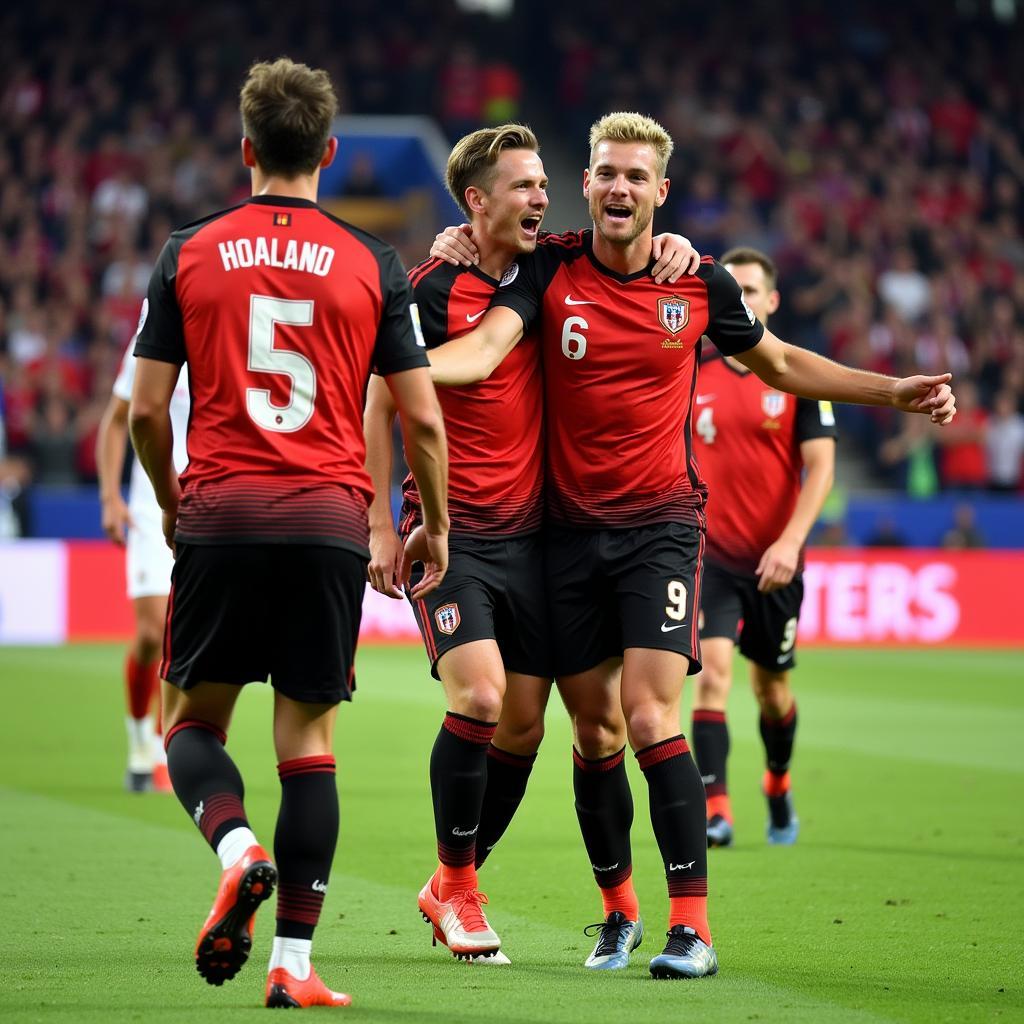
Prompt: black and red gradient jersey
<box><xmin>490</xmin><ymin>232</ymin><xmax>764</xmax><ymax>529</ymax></box>
<box><xmin>134</xmin><ymin>195</ymin><xmax>428</xmax><ymax>554</ymax></box>
<box><xmin>400</xmin><ymin>257</ymin><xmax>543</xmax><ymax>535</ymax></box>
<box><xmin>694</xmin><ymin>351</ymin><xmax>838</xmax><ymax>574</ymax></box>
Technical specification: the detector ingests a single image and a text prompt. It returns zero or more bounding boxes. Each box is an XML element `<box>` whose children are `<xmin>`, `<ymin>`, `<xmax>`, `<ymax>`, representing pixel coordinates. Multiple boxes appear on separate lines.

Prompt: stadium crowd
<box><xmin>1</xmin><ymin>0</ymin><xmax>1023</xmax><ymax>512</ymax></box>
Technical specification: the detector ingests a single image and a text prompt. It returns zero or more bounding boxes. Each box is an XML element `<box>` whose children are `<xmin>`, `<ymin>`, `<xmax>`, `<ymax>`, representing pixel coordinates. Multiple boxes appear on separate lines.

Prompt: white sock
<box><xmin>125</xmin><ymin>715</ymin><xmax>155</xmax><ymax>773</ymax></box>
<box><xmin>269</xmin><ymin>936</ymin><xmax>312</xmax><ymax>980</ymax></box>
<box><xmin>215</xmin><ymin>826</ymin><xmax>259</xmax><ymax>870</ymax></box>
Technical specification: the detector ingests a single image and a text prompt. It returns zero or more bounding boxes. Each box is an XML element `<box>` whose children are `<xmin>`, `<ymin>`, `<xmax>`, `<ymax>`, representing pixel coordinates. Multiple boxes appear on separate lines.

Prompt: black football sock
<box><xmin>573</xmin><ymin>747</ymin><xmax>634</xmax><ymax>893</ymax></box>
<box><xmin>475</xmin><ymin>745</ymin><xmax>536</xmax><ymax>868</ymax></box>
<box><xmin>759</xmin><ymin>702</ymin><xmax>798</xmax><ymax>780</ymax></box>
<box><xmin>636</xmin><ymin>735</ymin><xmax>709</xmax><ymax>922</ymax></box>
<box><xmin>430</xmin><ymin>712</ymin><xmax>497</xmax><ymax>877</ymax></box>
<box><xmin>165</xmin><ymin>720</ymin><xmax>249</xmax><ymax>851</ymax></box>
<box><xmin>274</xmin><ymin>756</ymin><xmax>339</xmax><ymax>941</ymax></box>
<box><xmin>691</xmin><ymin>709</ymin><xmax>730</xmax><ymax>808</ymax></box>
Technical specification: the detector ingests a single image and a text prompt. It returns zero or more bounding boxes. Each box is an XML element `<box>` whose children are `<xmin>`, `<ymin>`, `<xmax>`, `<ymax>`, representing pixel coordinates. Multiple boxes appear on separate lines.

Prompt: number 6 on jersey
<box><xmin>247</xmin><ymin>294</ymin><xmax>316</xmax><ymax>432</ymax></box>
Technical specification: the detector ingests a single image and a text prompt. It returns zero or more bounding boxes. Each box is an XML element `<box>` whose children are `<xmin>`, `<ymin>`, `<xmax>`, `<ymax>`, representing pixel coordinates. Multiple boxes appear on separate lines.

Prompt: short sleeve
<box><xmin>373</xmin><ymin>247</ymin><xmax>430</xmax><ymax>376</ymax></box>
<box><xmin>134</xmin><ymin>238</ymin><xmax>187</xmax><ymax>365</ymax></box>
<box><xmin>701</xmin><ymin>259</ymin><xmax>764</xmax><ymax>356</ymax></box>
<box><xmin>795</xmin><ymin>397</ymin><xmax>839</xmax><ymax>443</ymax></box>
<box><xmin>487</xmin><ymin>253</ymin><xmax>543</xmax><ymax>333</ymax></box>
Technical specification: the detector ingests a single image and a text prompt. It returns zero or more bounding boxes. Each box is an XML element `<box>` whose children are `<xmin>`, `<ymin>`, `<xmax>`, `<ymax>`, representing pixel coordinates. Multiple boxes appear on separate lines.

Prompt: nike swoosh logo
<box><xmin>777</xmin><ymin>653</ymin><xmax>792</xmax><ymax>664</ymax></box>
<box><xmin>564</xmin><ymin>295</ymin><xmax>596</xmax><ymax>306</ymax></box>
<box><xmin>466</xmin><ymin>309</ymin><xmax>486</xmax><ymax>323</ymax></box>
<box><xmin>695</xmin><ymin>394</ymin><xmax>715</xmax><ymax>404</ymax></box>
<box><xmin>661</xmin><ymin>622</ymin><xmax>688</xmax><ymax>632</ymax></box>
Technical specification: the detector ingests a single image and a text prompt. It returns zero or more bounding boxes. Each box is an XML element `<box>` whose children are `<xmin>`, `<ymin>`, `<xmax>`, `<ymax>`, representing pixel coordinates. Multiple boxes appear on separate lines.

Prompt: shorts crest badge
<box><xmin>762</xmin><ymin>390</ymin><xmax>786</xmax><ymax>418</ymax></box>
<box><xmin>435</xmin><ymin>603</ymin><xmax>461</xmax><ymax>635</ymax></box>
<box><xmin>658</xmin><ymin>296</ymin><xmax>690</xmax><ymax>335</ymax></box>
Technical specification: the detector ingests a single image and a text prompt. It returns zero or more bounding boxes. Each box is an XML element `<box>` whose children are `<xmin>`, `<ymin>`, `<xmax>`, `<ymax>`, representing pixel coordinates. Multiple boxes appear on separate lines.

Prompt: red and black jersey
<box><xmin>694</xmin><ymin>351</ymin><xmax>838</xmax><ymax>575</ymax></box>
<box><xmin>134</xmin><ymin>194</ymin><xmax>428</xmax><ymax>554</ymax></box>
<box><xmin>400</xmin><ymin>257</ymin><xmax>544</xmax><ymax>536</ymax></box>
<box><xmin>490</xmin><ymin>232</ymin><xmax>763</xmax><ymax>529</ymax></box>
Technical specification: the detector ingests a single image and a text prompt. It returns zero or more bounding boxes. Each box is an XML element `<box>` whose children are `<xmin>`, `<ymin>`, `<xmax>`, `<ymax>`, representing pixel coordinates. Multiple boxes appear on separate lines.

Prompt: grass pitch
<box><xmin>0</xmin><ymin>644</ymin><xmax>1021</xmax><ymax>1023</ymax></box>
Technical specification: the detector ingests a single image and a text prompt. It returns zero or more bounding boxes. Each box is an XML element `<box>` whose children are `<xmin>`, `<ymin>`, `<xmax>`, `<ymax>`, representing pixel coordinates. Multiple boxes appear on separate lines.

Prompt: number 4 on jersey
<box><xmin>247</xmin><ymin>294</ymin><xmax>316</xmax><ymax>433</ymax></box>
<box><xmin>696</xmin><ymin>406</ymin><xmax>717</xmax><ymax>444</ymax></box>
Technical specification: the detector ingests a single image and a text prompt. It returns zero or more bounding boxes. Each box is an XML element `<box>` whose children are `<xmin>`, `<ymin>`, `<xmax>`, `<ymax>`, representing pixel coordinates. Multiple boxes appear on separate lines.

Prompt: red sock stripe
<box><xmin>667</xmin><ymin>876</ymin><xmax>709</xmax><ymax>898</ymax></box>
<box><xmin>437</xmin><ymin>840</ymin><xmax>477</xmax><ymax>867</ymax></box>
<box><xmin>198</xmin><ymin>793</ymin><xmax>247</xmax><ymax>844</ymax></box>
<box><xmin>636</xmin><ymin>735</ymin><xmax>690</xmax><ymax>771</ymax></box>
<box><xmin>762</xmin><ymin>703</ymin><xmax>797</xmax><ymax>729</ymax></box>
<box><xmin>276</xmin><ymin>882</ymin><xmax>325</xmax><ymax>927</ymax></box>
<box><xmin>125</xmin><ymin>655</ymin><xmax>159</xmax><ymax>719</ymax></box>
<box><xmin>597</xmin><ymin>864</ymin><xmax>634</xmax><ymax>889</ymax></box>
<box><xmin>278</xmin><ymin>755</ymin><xmax>336</xmax><ymax>779</ymax></box>
<box><xmin>573</xmin><ymin>746</ymin><xmax>626</xmax><ymax>772</ymax></box>
<box><xmin>164</xmin><ymin>719</ymin><xmax>227</xmax><ymax>752</ymax></box>
<box><xmin>487</xmin><ymin>744</ymin><xmax>537</xmax><ymax>768</ymax></box>
<box><xmin>692</xmin><ymin>709</ymin><xmax>726</xmax><ymax>724</ymax></box>
<box><xmin>442</xmin><ymin>713</ymin><xmax>497</xmax><ymax>746</ymax></box>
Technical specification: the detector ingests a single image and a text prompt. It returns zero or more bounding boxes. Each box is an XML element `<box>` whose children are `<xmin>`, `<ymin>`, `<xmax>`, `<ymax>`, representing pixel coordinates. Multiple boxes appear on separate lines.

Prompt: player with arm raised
<box><xmin>690</xmin><ymin>248</ymin><xmax>836</xmax><ymax>849</ymax></box>
<box><xmin>427</xmin><ymin>112</ymin><xmax>955</xmax><ymax>981</ymax></box>
<box><xmin>364</xmin><ymin>123</ymin><xmax>701</xmax><ymax>966</ymax></box>
<box><xmin>129</xmin><ymin>58</ymin><xmax>447</xmax><ymax>1010</ymax></box>
<box><xmin>96</xmin><ymin>344</ymin><xmax>188</xmax><ymax>793</ymax></box>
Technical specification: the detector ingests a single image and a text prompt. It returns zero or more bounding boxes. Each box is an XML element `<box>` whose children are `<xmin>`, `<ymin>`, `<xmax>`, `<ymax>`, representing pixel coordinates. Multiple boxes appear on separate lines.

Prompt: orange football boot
<box><xmin>265</xmin><ymin>966</ymin><xmax>352</xmax><ymax>1007</ymax></box>
<box><xmin>417</xmin><ymin>869</ymin><xmax>501</xmax><ymax>960</ymax></box>
<box><xmin>151</xmin><ymin>762</ymin><xmax>174</xmax><ymax>793</ymax></box>
<box><xmin>195</xmin><ymin>844</ymin><xmax>276</xmax><ymax>985</ymax></box>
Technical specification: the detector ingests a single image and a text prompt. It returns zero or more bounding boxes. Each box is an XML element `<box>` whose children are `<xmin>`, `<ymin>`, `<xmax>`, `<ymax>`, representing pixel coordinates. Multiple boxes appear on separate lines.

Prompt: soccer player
<box><xmin>96</xmin><ymin>342</ymin><xmax>189</xmax><ymax>793</ymax></box>
<box><xmin>128</xmin><ymin>58</ymin><xmax>448</xmax><ymax>1009</ymax></box>
<box><xmin>364</xmin><ymin>123</ymin><xmax>700</xmax><ymax>966</ymax></box>
<box><xmin>690</xmin><ymin>248</ymin><xmax>836</xmax><ymax>848</ymax></box>
<box><xmin>426</xmin><ymin>112</ymin><xmax>955</xmax><ymax>980</ymax></box>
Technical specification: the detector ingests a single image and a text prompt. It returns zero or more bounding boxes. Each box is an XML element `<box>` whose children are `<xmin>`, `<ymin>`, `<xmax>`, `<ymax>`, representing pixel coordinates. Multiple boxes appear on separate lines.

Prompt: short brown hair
<box><xmin>720</xmin><ymin>246</ymin><xmax>778</xmax><ymax>291</ymax></box>
<box><xmin>240</xmin><ymin>58</ymin><xmax>338</xmax><ymax>179</ymax></box>
<box><xmin>446</xmin><ymin>124</ymin><xmax>540</xmax><ymax>218</ymax></box>
<box><xmin>588</xmin><ymin>112</ymin><xmax>674</xmax><ymax>177</ymax></box>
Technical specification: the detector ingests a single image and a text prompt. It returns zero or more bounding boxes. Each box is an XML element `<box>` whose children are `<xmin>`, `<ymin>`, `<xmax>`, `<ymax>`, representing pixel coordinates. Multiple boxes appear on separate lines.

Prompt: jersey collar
<box><xmin>583</xmin><ymin>230</ymin><xmax>655</xmax><ymax>284</ymax></box>
<box><xmin>245</xmin><ymin>195</ymin><xmax>320</xmax><ymax>208</ymax></box>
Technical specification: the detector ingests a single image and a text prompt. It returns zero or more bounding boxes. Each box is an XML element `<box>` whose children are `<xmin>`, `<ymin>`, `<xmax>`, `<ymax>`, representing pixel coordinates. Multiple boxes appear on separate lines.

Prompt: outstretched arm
<box><xmin>736</xmin><ymin>330</ymin><xmax>956</xmax><ymax>425</ymax></box>
<box><xmin>427</xmin><ymin>306</ymin><xmax>526</xmax><ymax>386</ymax></box>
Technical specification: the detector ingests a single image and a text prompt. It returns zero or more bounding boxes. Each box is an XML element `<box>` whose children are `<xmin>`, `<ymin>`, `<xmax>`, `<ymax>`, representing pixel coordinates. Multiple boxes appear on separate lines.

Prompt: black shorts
<box><xmin>544</xmin><ymin>522</ymin><xmax>704</xmax><ymax>678</ymax></box>
<box><xmin>408</xmin><ymin>532</ymin><xmax>552</xmax><ymax>681</ymax></box>
<box><xmin>699</xmin><ymin>559</ymin><xmax>804</xmax><ymax>672</ymax></box>
<box><xmin>162</xmin><ymin>543</ymin><xmax>367</xmax><ymax>704</ymax></box>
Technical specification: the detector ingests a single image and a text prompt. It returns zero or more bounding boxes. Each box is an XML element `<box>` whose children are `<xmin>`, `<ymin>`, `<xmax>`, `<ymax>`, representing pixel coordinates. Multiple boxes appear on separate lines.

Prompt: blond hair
<box><xmin>446</xmin><ymin>124</ymin><xmax>540</xmax><ymax>218</ymax></box>
<box><xmin>240</xmin><ymin>58</ymin><xmax>338</xmax><ymax>179</ymax></box>
<box><xmin>588</xmin><ymin>112</ymin><xmax>674</xmax><ymax>177</ymax></box>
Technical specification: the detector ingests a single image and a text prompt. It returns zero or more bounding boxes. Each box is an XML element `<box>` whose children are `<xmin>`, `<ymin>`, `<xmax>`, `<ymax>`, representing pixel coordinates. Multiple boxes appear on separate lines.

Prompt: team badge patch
<box><xmin>273</xmin><ymin>212</ymin><xmax>292</xmax><ymax>227</ymax></box>
<box><xmin>500</xmin><ymin>263</ymin><xmax>520</xmax><ymax>287</ymax></box>
<box><xmin>435</xmin><ymin>603</ymin><xmax>461</xmax><ymax>635</ymax></box>
<box><xmin>658</xmin><ymin>296</ymin><xmax>690</xmax><ymax>334</ymax></box>
<box><xmin>762</xmin><ymin>390</ymin><xmax>787</xmax><ymax>418</ymax></box>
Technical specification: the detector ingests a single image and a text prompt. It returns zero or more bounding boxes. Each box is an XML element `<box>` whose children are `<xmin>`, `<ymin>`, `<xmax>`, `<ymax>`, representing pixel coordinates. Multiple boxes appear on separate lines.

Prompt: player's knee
<box><xmin>625</xmin><ymin>702</ymin><xmax>676</xmax><ymax>752</ymax></box>
<box><xmin>495</xmin><ymin>716</ymin><xmax>544</xmax><ymax>757</ymax></box>
<box><xmin>694</xmin><ymin>670</ymin><xmax>730</xmax><ymax>709</ymax></box>
<box><xmin>574</xmin><ymin>714</ymin><xmax>625</xmax><ymax>759</ymax></box>
<box><xmin>452</xmin><ymin>681</ymin><xmax>504</xmax><ymax>724</ymax></box>
<box><xmin>755</xmin><ymin>676</ymin><xmax>792</xmax><ymax>718</ymax></box>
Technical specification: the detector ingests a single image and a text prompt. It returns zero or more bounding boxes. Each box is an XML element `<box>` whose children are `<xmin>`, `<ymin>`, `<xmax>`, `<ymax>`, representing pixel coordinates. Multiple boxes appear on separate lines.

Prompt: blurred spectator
<box><xmin>985</xmin><ymin>390</ymin><xmax>1024</xmax><ymax>492</ymax></box>
<box><xmin>941</xmin><ymin>504</ymin><xmax>986</xmax><ymax>549</ymax></box>
<box><xmin>865</xmin><ymin>515</ymin><xmax>908</xmax><ymax>548</ymax></box>
<box><xmin>29</xmin><ymin>397</ymin><xmax>80</xmax><ymax>486</ymax></box>
<box><xmin>877</xmin><ymin>247</ymin><xmax>931</xmax><ymax>323</ymax></box>
<box><xmin>935</xmin><ymin>380</ymin><xmax>988</xmax><ymax>490</ymax></box>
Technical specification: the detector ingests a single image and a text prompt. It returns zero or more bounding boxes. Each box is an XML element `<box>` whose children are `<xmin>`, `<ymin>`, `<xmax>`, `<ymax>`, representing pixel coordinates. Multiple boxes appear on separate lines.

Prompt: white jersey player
<box><xmin>97</xmin><ymin>340</ymin><xmax>189</xmax><ymax>792</ymax></box>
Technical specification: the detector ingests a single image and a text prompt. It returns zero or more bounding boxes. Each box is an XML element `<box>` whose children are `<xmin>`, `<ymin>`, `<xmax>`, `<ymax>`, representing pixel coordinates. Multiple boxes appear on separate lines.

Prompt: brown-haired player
<box><xmin>426</xmin><ymin>111</ymin><xmax>955</xmax><ymax>980</ymax></box>
<box><xmin>364</xmin><ymin>123</ymin><xmax>700</xmax><ymax>965</ymax></box>
<box><xmin>130</xmin><ymin>58</ymin><xmax>449</xmax><ymax>1009</ymax></box>
<box><xmin>691</xmin><ymin>247</ymin><xmax>836</xmax><ymax>849</ymax></box>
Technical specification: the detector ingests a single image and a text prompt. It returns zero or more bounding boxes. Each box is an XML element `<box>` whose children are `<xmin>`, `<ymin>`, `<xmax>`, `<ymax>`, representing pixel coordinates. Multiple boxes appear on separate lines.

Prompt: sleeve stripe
<box><xmin>408</xmin><ymin>257</ymin><xmax>443</xmax><ymax>289</ymax></box>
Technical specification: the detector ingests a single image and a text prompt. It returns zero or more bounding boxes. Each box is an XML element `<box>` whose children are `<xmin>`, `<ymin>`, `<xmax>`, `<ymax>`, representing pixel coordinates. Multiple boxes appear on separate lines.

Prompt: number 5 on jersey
<box><xmin>247</xmin><ymin>294</ymin><xmax>316</xmax><ymax>432</ymax></box>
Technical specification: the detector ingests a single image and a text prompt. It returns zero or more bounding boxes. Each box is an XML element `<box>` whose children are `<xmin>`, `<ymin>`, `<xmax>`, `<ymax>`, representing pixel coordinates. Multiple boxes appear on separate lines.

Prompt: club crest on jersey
<box><xmin>500</xmin><ymin>263</ymin><xmax>520</xmax><ymax>287</ymax></box>
<box><xmin>762</xmin><ymin>390</ymin><xmax>787</xmax><ymax>418</ymax></box>
<box><xmin>658</xmin><ymin>296</ymin><xmax>690</xmax><ymax>335</ymax></box>
<box><xmin>435</xmin><ymin>603</ymin><xmax>461</xmax><ymax>635</ymax></box>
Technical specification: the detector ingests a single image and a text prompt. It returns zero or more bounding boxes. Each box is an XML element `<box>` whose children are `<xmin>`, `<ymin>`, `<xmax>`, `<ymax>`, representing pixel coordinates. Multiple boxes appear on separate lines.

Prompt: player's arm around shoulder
<box><xmin>735</xmin><ymin>328</ymin><xmax>957</xmax><ymax>425</ymax></box>
<box><xmin>383</xmin><ymin>366</ymin><xmax>449</xmax><ymax>598</ymax></box>
<box><xmin>427</xmin><ymin>306</ymin><xmax>526</xmax><ymax>386</ymax></box>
